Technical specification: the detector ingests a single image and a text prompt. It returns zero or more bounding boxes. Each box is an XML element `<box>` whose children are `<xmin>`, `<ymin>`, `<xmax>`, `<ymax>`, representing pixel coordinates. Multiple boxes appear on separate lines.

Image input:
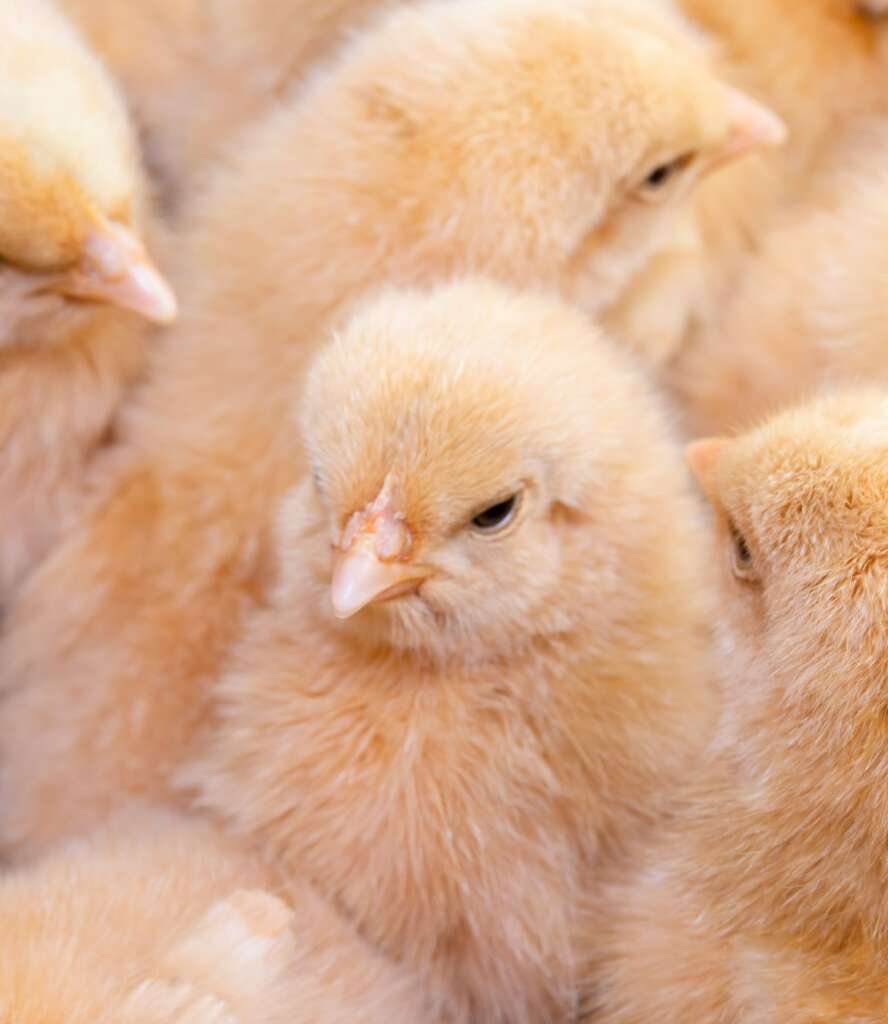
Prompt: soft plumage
<box><xmin>0</xmin><ymin>0</ymin><xmax>765</xmax><ymax>857</ymax></box>
<box><xmin>177</xmin><ymin>280</ymin><xmax>715</xmax><ymax>1023</ymax></box>
<box><xmin>0</xmin><ymin>807</ymin><xmax>425</xmax><ymax>1024</ymax></box>
<box><xmin>664</xmin><ymin>0</ymin><xmax>888</xmax><ymax>430</ymax></box>
<box><xmin>0</xmin><ymin>0</ymin><xmax>176</xmax><ymax>604</ymax></box>
<box><xmin>59</xmin><ymin>0</ymin><xmax>398</xmax><ymax>210</ymax></box>
<box><xmin>673</xmin><ymin>119</ymin><xmax>888</xmax><ymax>435</ymax></box>
<box><xmin>593</xmin><ymin>390</ymin><xmax>888</xmax><ymax>1023</ymax></box>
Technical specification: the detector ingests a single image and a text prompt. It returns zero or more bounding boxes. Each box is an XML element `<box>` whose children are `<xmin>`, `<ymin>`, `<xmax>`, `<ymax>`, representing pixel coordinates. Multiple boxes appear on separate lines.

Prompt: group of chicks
<box><xmin>5</xmin><ymin>0</ymin><xmax>888</xmax><ymax>1021</ymax></box>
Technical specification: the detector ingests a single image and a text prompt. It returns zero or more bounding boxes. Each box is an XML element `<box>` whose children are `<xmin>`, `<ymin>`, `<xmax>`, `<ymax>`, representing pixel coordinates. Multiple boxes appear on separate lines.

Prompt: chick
<box><xmin>1</xmin><ymin>806</ymin><xmax>425</xmax><ymax>1024</ymax></box>
<box><xmin>673</xmin><ymin>118</ymin><xmax>888</xmax><ymax>436</ymax></box>
<box><xmin>171</xmin><ymin>279</ymin><xmax>716</xmax><ymax>1023</ymax></box>
<box><xmin>660</xmin><ymin>0</ymin><xmax>888</xmax><ymax>368</ymax></box>
<box><xmin>59</xmin><ymin>0</ymin><xmax>397</xmax><ymax>208</ymax></box>
<box><xmin>0</xmin><ymin>0</ymin><xmax>176</xmax><ymax>603</ymax></box>
<box><xmin>593</xmin><ymin>390</ymin><xmax>888</xmax><ymax>1023</ymax></box>
<box><xmin>0</xmin><ymin>0</ymin><xmax>765</xmax><ymax>857</ymax></box>
<box><xmin>0</xmin><ymin>0</ymin><xmax>175</xmax><ymax>322</ymax></box>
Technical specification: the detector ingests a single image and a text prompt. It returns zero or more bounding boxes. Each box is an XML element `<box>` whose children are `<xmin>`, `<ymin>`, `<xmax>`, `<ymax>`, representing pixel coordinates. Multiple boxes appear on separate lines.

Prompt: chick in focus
<box><xmin>593</xmin><ymin>391</ymin><xmax>888</xmax><ymax>1023</ymax></box>
<box><xmin>0</xmin><ymin>0</ymin><xmax>176</xmax><ymax>603</ymax></box>
<box><xmin>0</xmin><ymin>807</ymin><xmax>425</xmax><ymax>1024</ymax></box>
<box><xmin>0</xmin><ymin>0</ymin><xmax>775</xmax><ymax>858</ymax></box>
<box><xmin>179</xmin><ymin>280</ymin><xmax>715</xmax><ymax>1023</ymax></box>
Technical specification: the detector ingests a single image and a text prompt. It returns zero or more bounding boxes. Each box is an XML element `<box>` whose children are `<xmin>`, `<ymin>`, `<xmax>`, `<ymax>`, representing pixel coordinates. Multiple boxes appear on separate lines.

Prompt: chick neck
<box><xmin>688</xmin><ymin>641</ymin><xmax>888</xmax><ymax>961</ymax></box>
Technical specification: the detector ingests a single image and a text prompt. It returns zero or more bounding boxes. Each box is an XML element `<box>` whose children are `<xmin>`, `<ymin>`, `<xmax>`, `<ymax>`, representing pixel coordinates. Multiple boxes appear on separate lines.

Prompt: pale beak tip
<box><xmin>128</xmin><ymin>264</ymin><xmax>179</xmax><ymax>325</ymax></box>
<box><xmin>725</xmin><ymin>88</ymin><xmax>788</xmax><ymax>154</ymax></box>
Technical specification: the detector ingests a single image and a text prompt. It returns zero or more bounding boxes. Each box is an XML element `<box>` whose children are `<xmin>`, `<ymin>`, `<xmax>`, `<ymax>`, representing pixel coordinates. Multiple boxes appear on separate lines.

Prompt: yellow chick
<box><xmin>60</xmin><ymin>0</ymin><xmax>397</xmax><ymax>208</ymax></box>
<box><xmin>654</xmin><ymin>0</ymin><xmax>888</xmax><ymax>373</ymax></box>
<box><xmin>0</xmin><ymin>0</ymin><xmax>175</xmax><ymax>321</ymax></box>
<box><xmin>0</xmin><ymin>0</ymin><xmax>766</xmax><ymax>858</ymax></box>
<box><xmin>592</xmin><ymin>390</ymin><xmax>888</xmax><ymax>1023</ymax></box>
<box><xmin>673</xmin><ymin>118</ymin><xmax>888</xmax><ymax>436</ymax></box>
<box><xmin>178</xmin><ymin>280</ymin><xmax>715</xmax><ymax>1024</ymax></box>
<box><xmin>0</xmin><ymin>0</ymin><xmax>176</xmax><ymax>603</ymax></box>
<box><xmin>1</xmin><ymin>806</ymin><xmax>426</xmax><ymax>1024</ymax></box>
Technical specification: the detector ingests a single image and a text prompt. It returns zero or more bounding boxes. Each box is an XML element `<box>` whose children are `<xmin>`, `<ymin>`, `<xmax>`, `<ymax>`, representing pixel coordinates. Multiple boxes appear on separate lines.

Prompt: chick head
<box><xmin>311</xmin><ymin>0</ymin><xmax>785</xmax><ymax>316</ymax></box>
<box><xmin>0</xmin><ymin>0</ymin><xmax>176</xmax><ymax>333</ymax></box>
<box><xmin>687</xmin><ymin>390</ymin><xmax>888</xmax><ymax>711</ymax></box>
<box><xmin>292</xmin><ymin>279</ymin><xmax>682</xmax><ymax>663</ymax></box>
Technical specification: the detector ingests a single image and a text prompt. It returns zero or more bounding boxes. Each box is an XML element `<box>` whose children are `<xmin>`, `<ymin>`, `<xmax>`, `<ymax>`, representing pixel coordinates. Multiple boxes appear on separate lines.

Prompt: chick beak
<box><xmin>705</xmin><ymin>88</ymin><xmax>787</xmax><ymax>176</ymax></box>
<box><xmin>55</xmin><ymin>214</ymin><xmax>177</xmax><ymax>325</ymax></box>
<box><xmin>331</xmin><ymin>541</ymin><xmax>430</xmax><ymax>620</ymax></box>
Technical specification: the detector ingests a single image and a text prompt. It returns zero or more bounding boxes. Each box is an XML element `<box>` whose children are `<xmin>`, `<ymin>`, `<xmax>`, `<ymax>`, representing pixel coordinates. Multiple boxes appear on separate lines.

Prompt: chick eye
<box><xmin>471</xmin><ymin>494</ymin><xmax>519</xmax><ymax>534</ymax></box>
<box><xmin>729</xmin><ymin>522</ymin><xmax>756</xmax><ymax>581</ymax></box>
<box><xmin>635</xmin><ymin>152</ymin><xmax>695</xmax><ymax>199</ymax></box>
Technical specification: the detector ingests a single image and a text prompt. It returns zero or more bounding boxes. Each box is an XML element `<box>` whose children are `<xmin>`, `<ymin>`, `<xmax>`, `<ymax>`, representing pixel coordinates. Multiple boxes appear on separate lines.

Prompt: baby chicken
<box><xmin>674</xmin><ymin>119</ymin><xmax>888</xmax><ymax>436</ymax></box>
<box><xmin>179</xmin><ymin>280</ymin><xmax>715</xmax><ymax>1024</ymax></box>
<box><xmin>2</xmin><ymin>806</ymin><xmax>425</xmax><ymax>1024</ymax></box>
<box><xmin>0</xmin><ymin>0</ymin><xmax>176</xmax><ymax>603</ymax></box>
<box><xmin>0</xmin><ymin>0</ymin><xmax>766</xmax><ymax>857</ymax></box>
<box><xmin>593</xmin><ymin>390</ymin><xmax>888</xmax><ymax>1023</ymax></box>
<box><xmin>60</xmin><ymin>0</ymin><xmax>397</xmax><ymax>208</ymax></box>
<box><xmin>661</xmin><ymin>0</ymin><xmax>888</xmax><ymax>371</ymax></box>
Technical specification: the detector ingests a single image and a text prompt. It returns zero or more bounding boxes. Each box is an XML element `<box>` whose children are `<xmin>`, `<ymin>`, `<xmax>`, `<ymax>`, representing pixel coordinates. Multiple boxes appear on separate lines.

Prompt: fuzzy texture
<box><xmin>0</xmin><ymin>0</ymin><xmax>173</xmax><ymax>606</ymax></box>
<box><xmin>673</xmin><ymin>119</ymin><xmax>888</xmax><ymax>435</ymax></box>
<box><xmin>59</xmin><ymin>0</ymin><xmax>400</xmax><ymax>210</ymax></box>
<box><xmin>665</xmin><ymin>0</ymin><xmax>888</xmax><ymax>430</ymax></box>
<box><xmin>0</xmin><ymin>807</ymin><xmax>425</xmax><ymax>1024</ymax></box>
<box><xmin>0</xmin><ymin>0</ymin><xmax>755</xmax><ymax>857</ymax></box>
<box><xmin>176</xmin><ymin>280</ymin><xmax>716</xmax><ymax>1024</ymax></box>
<box><xmin>592</xmin><ymin>390</ymin><xmax>888</xmax><ymax>1023</ymax></box>
<box><xmin>0</xmin><ymin>0</ymin><xmax>142</xmax><ymax>268</ymax></box>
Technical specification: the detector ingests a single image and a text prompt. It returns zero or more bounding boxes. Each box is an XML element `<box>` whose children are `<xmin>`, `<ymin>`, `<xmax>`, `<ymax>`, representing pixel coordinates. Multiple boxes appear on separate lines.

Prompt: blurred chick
<box><xmin>59</xmin><ymin>0</ymin><xmax>398</xmax><ymax>209</ymax></box>
<box><xmin>180</xmin><ymin>280</ymin><xmax>715</xmax><ymax>1024</ymax></box>
<box><xmin>658</xmin><ymin>0</ymin><xmax>888</xmax><ymax>372</ymax></box>
<box><xmin>673</xmin><ymin>118</ymin><xmax>888</xmax><ymax>435</ymax></box>
<box><xmin>593</xmin><ymin>391</ymin><xmax>888</xmax><ymax>1023</ymax></box>
<box><xmin>0</xmin><ymin>0</ymin><xmax>176</xmax><ymax>602</ymax></box>
<box><xmin>2</xmin><ymin>806</ymin><xmax>425</xmax><ymax>1024</ymax></box>
<box><xmin>0</xmin><ymin>0</ymin><xmax>764</xmax><ymax>857</ymax></box>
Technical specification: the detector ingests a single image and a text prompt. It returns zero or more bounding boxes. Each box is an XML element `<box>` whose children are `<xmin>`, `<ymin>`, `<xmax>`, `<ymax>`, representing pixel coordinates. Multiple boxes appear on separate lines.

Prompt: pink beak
<box><xmin>705</xmin><ymin>88</ymin><xmax>787</xmax><ymax>176</ymax></box>
<box><xmin>330</xmin><ymin>477</ymin><xmax>431</xmax><ymax>619</ymax></box>
<box><xmin>331</xmin><ymin>540</ymin><xmax>431</xmax><ymax>619</ymax></box>
<box><xmin>55</xmin><ymin>214</ymin><xmax>177</xmax><ymax>325</ymax></box>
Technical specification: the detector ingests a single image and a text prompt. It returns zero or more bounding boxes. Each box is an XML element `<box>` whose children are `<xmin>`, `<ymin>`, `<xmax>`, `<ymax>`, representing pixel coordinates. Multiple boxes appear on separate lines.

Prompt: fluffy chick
<box><xmin>59</xmin><ymin>0</ymin><xmax>397</xmax><ymax>209</ymax></box>
<box><xmin>0</xmin><ymin>0</ymin><xmax>773</xmax><ymax>858</ymax></box>
<box><xmin>593</xmin><ymin>390</ymin><xmax>888</xmax><ymax>1023</ymax></box>
<box><xmin>0</xmin><ymin>0</ymin><xmax>176</xmax><ymax>603</ymax></box>
<box><xmin>674</xmin><ymin>119</ymin><xmax>888</xmax><ymax>435</ymax></box>
<box><xmin>1</xmin><ymin>806</ymin><xmax>425</xmax><ymax>1024</ymax></box>
<box><xmin>178</xmin><ymin>280</ymin><xmax>715</xmax><ymax>1024</ymax></box>
<box><xmin>656</xmin><ymin>0</ymin><xmax>888</xmax><ymax>373</ymax></box>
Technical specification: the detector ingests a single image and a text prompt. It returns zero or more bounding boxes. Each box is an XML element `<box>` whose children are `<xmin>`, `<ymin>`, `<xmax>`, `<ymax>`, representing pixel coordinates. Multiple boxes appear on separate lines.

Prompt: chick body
<box><xmin>1</xmin><ymin>807</ymin><xmax>425</xmax><ymax>1024</ymax></box>
<box><xmin>59</xmin><ymin>0</ymin><xmax>398</xmax><ymax>209</ymax></box>
<box><xmin>0</xmin><ymin>0</ymin><xmax>758</xmax><ymax>855</ymax></box>
<box><xmin>176</xmin><ymin>280</ymin><xmax>715</xmax><ymax>1023</ymax></box>
<box><xmin>593</xmin><ymin>391</ymin><xmax>888</xmax><ymax>1023</ymax></box>
<box><xmin>0</xmin><ymin>0</ymin><xmax>175</xmax><ymax>604</ymax></box>
<box><xmin>674</xmin><ymin>119</ymin><xmax>888</xmax><ymax>435</ymax></box>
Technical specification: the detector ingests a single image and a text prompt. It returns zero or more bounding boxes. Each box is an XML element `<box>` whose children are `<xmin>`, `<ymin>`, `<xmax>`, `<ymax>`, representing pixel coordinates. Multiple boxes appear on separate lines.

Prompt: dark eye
<box><xmin>471</xmin><ymin>494</ymin><xmax>519</xmax><ymax>534</ymax></box>
<box><xmin>637</xmin><ymin>152</ymin><xmax>695</xmax><ymax>196</ymax></box>
<box><xmin>730</xmin><ymin>522</ymin><xmax>756</xmax><ymax>580</ymax></box>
